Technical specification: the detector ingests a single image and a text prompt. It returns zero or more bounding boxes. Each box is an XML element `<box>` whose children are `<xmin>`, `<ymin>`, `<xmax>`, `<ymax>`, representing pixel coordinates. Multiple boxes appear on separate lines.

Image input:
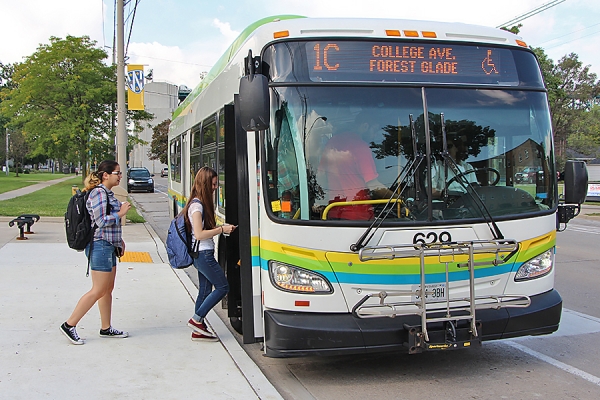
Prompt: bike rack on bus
<box><xmin>353</xmin><ymin>239</ymin><xmax>530</xmax><ymax>352</ymax></box>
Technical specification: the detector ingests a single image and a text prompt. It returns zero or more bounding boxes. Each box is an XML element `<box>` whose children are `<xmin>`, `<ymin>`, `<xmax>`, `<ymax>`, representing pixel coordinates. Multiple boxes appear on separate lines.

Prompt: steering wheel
<box><xmin>446</xmin><ymin>167</ymin><xmax>500</xmax><ymax>188</ymax></box>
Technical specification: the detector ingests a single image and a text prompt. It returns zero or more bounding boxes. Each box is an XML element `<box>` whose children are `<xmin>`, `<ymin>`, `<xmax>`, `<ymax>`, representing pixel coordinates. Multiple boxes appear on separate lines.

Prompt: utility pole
<box><xmin>116</xmin><ymin>0</ymin><xmax>127</xmax><ymax>189</ymax></box>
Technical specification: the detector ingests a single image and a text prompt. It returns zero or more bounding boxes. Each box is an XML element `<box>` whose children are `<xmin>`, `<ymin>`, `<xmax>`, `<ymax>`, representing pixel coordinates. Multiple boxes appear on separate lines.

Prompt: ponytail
<box><xmin>83</xmin><ymin>171</ymin><xmax>102</xmax><ymax>192</ymax></box>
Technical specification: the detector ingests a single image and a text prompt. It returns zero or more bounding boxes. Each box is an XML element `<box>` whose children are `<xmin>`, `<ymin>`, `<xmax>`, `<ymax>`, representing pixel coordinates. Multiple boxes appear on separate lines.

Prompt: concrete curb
<box><xmin>143</xmin><ymin>222</ymin><xmax>284</xmax><ymax>400</ymax></box>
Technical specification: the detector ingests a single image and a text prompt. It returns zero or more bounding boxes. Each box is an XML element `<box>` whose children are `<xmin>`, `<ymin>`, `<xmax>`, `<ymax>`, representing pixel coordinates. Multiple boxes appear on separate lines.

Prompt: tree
<box><xmin>566</xmin><ymin>105</ymin><xmax>600</xmax><ymax>159</ymax></box>
<box><xmin>0</xmin><ymin>36</ymin><xmax>115</xmax><ymax>177</ymax></box>
<box><xmin>0</xmin><ymin>62</ymin><xmax>16</xmax><ymax>167</ymax></box>
<box><xmin>148</xmin><ymin>119</ymin><xmax>170</xmax><ymax>164</ymax></box>
<box><xmin>6</xmin><ymin>129</ymin><xmax>29</xmax><ymax>176</ymax></box>
<box><xmin>532</xmin><ymin>48</ymin><xmax>600</xmax><ymax>165</ymax></box>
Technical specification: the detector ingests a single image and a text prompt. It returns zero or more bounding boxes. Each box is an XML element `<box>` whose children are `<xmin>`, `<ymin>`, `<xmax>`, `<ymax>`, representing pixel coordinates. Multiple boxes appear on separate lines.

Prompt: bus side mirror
<box><xmin>238</xmin><ymin>73</ymin><xmax>270</xmax><ymax>131</ymax></box>
<box><xmin>564</xmin><ymin>160</ymin><xmax>588</xmax><ymax>204</ymax></box>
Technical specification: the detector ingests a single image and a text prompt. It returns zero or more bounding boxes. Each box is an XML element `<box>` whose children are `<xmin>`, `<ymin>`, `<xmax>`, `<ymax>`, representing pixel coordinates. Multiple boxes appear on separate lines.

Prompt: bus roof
<box><xmin>172</xmin><ymin>16</ymin><xmax>526</xmax><ymax>121</ymax></box>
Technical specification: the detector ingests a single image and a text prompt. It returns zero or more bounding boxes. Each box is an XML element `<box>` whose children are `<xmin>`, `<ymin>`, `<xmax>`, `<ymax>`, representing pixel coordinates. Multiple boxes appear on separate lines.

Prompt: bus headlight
<box><xmin>269</xmin><ymin>261</ymin><xmax>332</xmax><ymax>293</ymax></box>
<box><xmin>515</xmin><ymin>249</ymin><xmax>554</xmax><ymax>281</ymax></box>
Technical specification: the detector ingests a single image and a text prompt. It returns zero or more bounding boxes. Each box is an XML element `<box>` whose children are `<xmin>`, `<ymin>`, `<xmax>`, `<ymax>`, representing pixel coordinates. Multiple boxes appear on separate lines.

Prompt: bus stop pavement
<box><xmin>0</xmin><ymin>217</ymin><xmax>282</xmax><ymax>400</ymax></box>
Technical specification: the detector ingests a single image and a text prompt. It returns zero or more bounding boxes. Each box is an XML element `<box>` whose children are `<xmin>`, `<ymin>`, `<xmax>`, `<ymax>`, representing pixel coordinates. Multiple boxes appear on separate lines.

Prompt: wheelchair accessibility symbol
<box><xmin>481</xmin><ymin>50</ymin><xmax>498</xmax><ymax>75</ymax></box>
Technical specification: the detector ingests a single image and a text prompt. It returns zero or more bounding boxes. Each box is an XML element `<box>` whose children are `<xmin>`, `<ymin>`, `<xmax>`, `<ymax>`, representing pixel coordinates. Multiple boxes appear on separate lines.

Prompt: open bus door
<box><xmin>223</xmin><ymin>101</ymin><xmax>257</xmax><ymax>344</ymax></box>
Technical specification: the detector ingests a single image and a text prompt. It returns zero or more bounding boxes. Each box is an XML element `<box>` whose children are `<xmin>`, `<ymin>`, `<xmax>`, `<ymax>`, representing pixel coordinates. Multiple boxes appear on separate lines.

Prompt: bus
<box><xmin>167</xmin><ymin>16</ymin><xmax>588</xmax><ymax>357</ymax></box>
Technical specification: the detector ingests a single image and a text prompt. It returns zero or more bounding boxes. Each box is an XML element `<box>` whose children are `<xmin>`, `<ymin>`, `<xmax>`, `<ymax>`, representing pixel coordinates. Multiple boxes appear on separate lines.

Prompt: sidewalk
<box><xmin>0</xmin><ymin>175</ymin><xmax>75</xmax><ymax>201</ymax></box>
<box><xmin>0</xmin><ymin>218</ymin><xmax>282</xmax><ymax>400</ymax></box>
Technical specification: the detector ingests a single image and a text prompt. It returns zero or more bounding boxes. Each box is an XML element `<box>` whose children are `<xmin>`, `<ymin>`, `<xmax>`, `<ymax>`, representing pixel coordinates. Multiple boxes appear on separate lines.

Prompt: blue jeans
<box><xmin>192</xmin><ymin>249</ymin><xmax>229</xmax><ymax>321</ymax></box>
<box><xmin>84</xmin><ymin>240</ymin><xmax>116</xmax><ymax>272</ymax></box>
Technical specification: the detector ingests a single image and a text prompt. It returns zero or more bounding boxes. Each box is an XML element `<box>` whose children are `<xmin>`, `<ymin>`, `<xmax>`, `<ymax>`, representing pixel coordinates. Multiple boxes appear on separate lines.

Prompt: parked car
<box><xmin>515</xmin><ymin>166</ymin><xmax>542</xmax><ymax>184</ymax></box>
<box><xmin>127</xmin><ymin>167</ymin><xmax>154</xmax><ymax>193</ymax></box>
<box><xmin>160</xmin><ymin>167</ymin><xmax>168</xmax><ymax>177</ymax></box>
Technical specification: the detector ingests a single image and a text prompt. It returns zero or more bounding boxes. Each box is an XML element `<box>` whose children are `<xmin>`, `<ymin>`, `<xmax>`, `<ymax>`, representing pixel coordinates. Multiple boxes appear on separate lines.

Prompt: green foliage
<box><xmin>499</xmin><ymin>24</ymin><xmax>522</xmax><ymax>35</ymax></box>
<box><xmin>0</xmin><ymin>176</ymin><xmax>81</xmax><ymax>216</ymax></box>
<box><xmin>0</xmin><ymin>171</ymin><xmax>67</xmax><ymax>194</ymax></box>
<box><xmin>0</xmin><ymin>175</ymin><xmax>145</xmax><ymax>223</ymax></box>
<box><xmin>148</xmin><ymin>119</ymin><xmax>170</xmax><ymax>164</ymax></box>
<box><xmin>533</xmin><ymin>48</ymin><xmax>600</xmax><ymax>167</ymax></box>
<box><xmin>126</xmin><ymin>202</ymin><xmax>146</xmax><ymax>223</ymax></box>
<box><xmin>0</xmin><ymin>36</ymin><xmax>115</xmax><ymax>175</ymax></box>
<box><xmin>567</xmin><ymin>105</ymin><xmax>600</xmax><ymax>159</ymax></box>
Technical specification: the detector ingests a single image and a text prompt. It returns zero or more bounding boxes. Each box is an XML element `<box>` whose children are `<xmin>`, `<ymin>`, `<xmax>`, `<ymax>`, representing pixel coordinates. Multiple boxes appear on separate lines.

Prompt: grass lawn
<box><xmin>0</xmin><ymin>176</ymin><xmax>145</xmax><ymax>222</ymax></box>
<box><xmin>0</xmin><ymin>172</ymin><xmax>81</xmax><ymax>194</ymax></box>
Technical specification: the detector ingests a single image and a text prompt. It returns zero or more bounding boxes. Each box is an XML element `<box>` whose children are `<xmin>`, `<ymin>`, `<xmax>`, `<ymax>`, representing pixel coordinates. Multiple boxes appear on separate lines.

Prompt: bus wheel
<box><xmin>230</xmin><ymin>316</ymin><xmax>243</xmax><ymax>334</ymax></box>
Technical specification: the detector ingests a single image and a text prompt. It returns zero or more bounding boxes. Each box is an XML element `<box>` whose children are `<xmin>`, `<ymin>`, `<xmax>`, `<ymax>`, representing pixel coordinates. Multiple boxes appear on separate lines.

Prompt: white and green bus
<box><xmin>168</xmin><ymin>16</ymin><xmax>587</xmax><ymax>357</ymax></box>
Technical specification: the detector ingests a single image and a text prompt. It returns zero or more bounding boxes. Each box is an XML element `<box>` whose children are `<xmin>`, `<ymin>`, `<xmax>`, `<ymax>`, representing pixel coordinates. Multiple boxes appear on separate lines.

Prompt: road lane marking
<box><xmin>504</xmin><ymin>341</ymin><xmax>600</xmax><ymax>386</ymax></box>
<box><xmin>505</xmin><ymin>308</ymin><xmax>600</xmax><ymax>386</ymax></box>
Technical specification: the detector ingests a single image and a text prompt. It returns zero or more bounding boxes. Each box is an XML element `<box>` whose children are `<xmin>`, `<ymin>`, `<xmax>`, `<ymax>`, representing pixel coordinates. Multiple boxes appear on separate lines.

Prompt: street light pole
<box><xmin>116</xmin><ymin>0</ymin><xmax>127</xmax><ymax>189</ymax></box>
<box><xmin>5</xmin><ymin>129</ymin><xmax>9</xmax><ymax>176</ymax></box>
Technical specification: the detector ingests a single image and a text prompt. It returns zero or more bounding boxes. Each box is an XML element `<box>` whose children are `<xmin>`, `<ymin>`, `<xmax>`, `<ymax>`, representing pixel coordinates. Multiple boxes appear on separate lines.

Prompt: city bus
<box><xmin>167</xmin><ymin>16</ymin><xmax>588</xmax><ymax>357</ymax></box>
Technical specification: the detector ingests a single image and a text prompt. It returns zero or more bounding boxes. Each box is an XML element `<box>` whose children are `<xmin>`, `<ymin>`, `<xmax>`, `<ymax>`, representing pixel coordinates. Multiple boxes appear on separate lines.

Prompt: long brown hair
<box><xmin>83</xmin><ymin>160</ymin><xmax>119</xmax><ymax>192</ymax></box>
<box><xmin>182</xmin><ymin>166</ymin><xmax>217</xmax><ymax>232</ymax></box>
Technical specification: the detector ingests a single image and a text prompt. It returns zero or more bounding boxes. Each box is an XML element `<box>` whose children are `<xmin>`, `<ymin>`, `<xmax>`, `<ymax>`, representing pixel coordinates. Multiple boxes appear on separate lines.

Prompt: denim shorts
<box><xmin>84</xmin><ymin>240</ymin><xmax>117</xmax><ymax>272</ymax></box>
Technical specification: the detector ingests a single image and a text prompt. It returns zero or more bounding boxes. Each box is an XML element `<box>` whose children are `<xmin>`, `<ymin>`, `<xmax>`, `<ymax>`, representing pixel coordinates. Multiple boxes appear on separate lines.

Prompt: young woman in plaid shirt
<box><xmin>60</xmin><ymin>160</ymin><xmax>131</xmax><ymax>345</ymax></box>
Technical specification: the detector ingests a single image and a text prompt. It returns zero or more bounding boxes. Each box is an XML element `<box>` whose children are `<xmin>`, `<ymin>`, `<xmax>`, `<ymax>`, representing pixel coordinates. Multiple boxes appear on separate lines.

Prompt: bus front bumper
<box><xmin>263</xmin><ymin>289</ymin><xmax>562</xmax><ymax>358</ymax></box>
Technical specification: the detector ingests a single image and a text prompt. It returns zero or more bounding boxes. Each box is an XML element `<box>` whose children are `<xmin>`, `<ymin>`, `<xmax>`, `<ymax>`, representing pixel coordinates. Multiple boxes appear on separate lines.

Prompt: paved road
<box><xmin>133</xmin><ymin>180</ymin><xmax>600</xmax><ymax>399</ymax></box>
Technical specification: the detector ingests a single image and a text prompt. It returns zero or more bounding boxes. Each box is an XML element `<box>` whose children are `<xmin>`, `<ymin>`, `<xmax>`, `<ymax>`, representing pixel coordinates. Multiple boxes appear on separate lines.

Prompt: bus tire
<box><xmin>230</xmin><ymin>316</ymin><xmax>243</xmax><ymax>334</ymax></box>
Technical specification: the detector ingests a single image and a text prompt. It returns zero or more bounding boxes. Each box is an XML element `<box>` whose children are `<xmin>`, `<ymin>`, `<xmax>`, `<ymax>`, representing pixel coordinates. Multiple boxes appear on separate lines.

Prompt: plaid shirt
<box><xmin>86</xmin><ymin>184</ymin><xmax>123</xmax><ymax>247</ymax></box>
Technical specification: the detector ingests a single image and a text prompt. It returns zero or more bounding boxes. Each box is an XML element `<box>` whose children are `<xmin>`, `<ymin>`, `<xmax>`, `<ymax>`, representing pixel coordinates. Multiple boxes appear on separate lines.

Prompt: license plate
<box><xmin>412</xmin><ymin>283</ymin><xmax>447</xmax><ymax>303</ymax></box>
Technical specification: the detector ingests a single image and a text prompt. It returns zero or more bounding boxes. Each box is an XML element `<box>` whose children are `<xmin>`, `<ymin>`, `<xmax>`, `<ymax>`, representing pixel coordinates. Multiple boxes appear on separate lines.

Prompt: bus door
<box><xmin>225</xmin><ymin>101</ymin><xmax>262</xmax><ymax>343</ymax></box>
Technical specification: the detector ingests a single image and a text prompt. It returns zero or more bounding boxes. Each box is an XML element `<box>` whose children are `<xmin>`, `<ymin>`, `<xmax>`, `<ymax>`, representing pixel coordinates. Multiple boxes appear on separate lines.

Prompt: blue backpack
<box><xmin>166</xmin><ymin>199</ymin><xmax>202</xmax><ymax>269</ymax></box>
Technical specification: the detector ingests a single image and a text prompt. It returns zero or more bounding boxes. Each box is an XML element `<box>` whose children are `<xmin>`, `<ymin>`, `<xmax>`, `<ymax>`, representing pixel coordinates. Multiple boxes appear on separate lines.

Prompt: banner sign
<box><xmin>127</xmin><ymin>64</ymin><xmax>145</xmax><ymax>110</ymax></box>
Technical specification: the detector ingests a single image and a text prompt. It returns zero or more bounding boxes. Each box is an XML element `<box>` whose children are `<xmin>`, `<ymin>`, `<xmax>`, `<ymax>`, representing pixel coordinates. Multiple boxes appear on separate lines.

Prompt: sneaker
<box><xmin>99</xmin><ymin>326</ymin><xmax>129</xmax><ymax>338</ymax></box>
<box><xmin>60</xmin><ymin>323</ymin><xmax>84</xmax><ymax>345</ymax></box>
<box><xmin>191</xmin><ymin>331</ymin><xmax>218</xmax><ymax>342</ymax></box>
<box><xmin>187</xmin><ymin>318</ymin><xmax>213</xmax><ymax>336</ymax></box>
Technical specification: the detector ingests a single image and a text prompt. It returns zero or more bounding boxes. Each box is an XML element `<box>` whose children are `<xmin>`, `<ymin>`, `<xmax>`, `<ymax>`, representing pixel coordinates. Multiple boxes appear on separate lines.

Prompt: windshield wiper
<box><xmin>351</xmin><ymin>114</ymin><xmax>424</xmax><ymax>252</ymax></box>
<box><xmin>438</xmin><ymin>113</ymin><xmax>504</xmax><ymax>240</ymax></box>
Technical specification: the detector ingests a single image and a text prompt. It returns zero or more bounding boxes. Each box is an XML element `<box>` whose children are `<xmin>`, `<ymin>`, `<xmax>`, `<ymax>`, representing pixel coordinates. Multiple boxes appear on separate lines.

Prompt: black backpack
<box><xmin>65</xmin><ymin>187</ymin><xmax>111</xmax><ymax>251</ymax></box>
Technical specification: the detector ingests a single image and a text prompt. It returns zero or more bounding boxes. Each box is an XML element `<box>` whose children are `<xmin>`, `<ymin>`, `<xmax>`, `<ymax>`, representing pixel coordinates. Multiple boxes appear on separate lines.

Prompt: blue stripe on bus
<box><xmin>258</xmin><ymin>256</ymin><xmax>519</xmax><ymax>285</ymax></box>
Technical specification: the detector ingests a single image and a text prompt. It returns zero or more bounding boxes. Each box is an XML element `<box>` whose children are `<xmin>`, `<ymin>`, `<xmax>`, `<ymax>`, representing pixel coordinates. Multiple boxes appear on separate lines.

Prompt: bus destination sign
<box><xmin>306</xmin><ymin>41</ymin><xmax>519</xmax><ymax>84</ymax></box>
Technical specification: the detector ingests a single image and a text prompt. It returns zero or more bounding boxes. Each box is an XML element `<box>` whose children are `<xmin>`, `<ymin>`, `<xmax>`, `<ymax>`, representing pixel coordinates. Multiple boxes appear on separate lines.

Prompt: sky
<box><xmin>1</xmin><ymin>0</ymin><xmax>599</xmax><ymax>89</ymax></box>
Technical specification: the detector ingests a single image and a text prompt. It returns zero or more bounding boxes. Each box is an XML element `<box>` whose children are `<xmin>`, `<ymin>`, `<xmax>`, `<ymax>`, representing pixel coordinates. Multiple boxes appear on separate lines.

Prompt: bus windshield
<box><xmin>263</xmin><ymin>85</ymin><xmax>556</xmax><ymax>223</ymax></box>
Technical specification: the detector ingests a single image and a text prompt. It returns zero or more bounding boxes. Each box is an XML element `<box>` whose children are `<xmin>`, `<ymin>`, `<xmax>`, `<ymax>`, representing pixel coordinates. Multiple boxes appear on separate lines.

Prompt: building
<box><xmin>128</xmin><ymin>81</ymin><xmax>179</xmax><ymax>174</ymax></box>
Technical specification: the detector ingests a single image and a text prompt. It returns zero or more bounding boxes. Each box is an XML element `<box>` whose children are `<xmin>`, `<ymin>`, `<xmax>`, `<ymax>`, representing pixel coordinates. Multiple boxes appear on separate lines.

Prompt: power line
<box><xmin>544</xmin><ymin>29</ymin><xmax>600</xmax><ymax>50</ymax></box>
<box><xmin>496</xmin><ymin>0</ymin><xmax>566</xmax><ymax>28</ymax></box>
<box><xmin>125</xmin><ymin>0</ymin><xmax>140</xmax><ymax>56</ymax></box>
<box><xmin>103</xmin><ymin>46</ymin><xmax>213</xmax><ymax>68</ymax></box>
<box><xmin>537</xmin><ymin>22</ymin><xmax>600</xmax><ymax>46</ymax></box>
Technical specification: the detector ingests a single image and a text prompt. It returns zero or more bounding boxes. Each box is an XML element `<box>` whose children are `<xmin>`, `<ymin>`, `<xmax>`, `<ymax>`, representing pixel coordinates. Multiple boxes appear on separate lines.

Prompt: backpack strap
<box><xmin>188</xmin><ymin>198</ymin><xmax>204</xmax><ymax>253</ymax></box>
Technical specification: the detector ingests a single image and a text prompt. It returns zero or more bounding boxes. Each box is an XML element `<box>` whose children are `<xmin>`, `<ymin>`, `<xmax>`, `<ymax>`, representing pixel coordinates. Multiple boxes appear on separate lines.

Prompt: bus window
<box><xmin>264</xmin><ymin>85</ymin><xmax>554</xmax><ymax>223</ymax></box>
<box><xmin>203</xmin><ymin>119</ymin><xmax>217</xmax><ymax>146</ymax></box>
<box><xmin>265</xmin><ymin>105</ymin><xmax>302</xmax><ymax>219</ymax></box>
<box><xmin>191</xmin><ymin>123</ymin><xmax>201</xmax><ymax>149</ymax></box>
<box><xmin>170</xmin><ymin>136</ymin><xmax>182</xmax><ymax>183</ymax></box>
<box><xmin>201</xmin><ymin>118</ymin><xmax>218</xmax><ymax>171</ymax></box>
